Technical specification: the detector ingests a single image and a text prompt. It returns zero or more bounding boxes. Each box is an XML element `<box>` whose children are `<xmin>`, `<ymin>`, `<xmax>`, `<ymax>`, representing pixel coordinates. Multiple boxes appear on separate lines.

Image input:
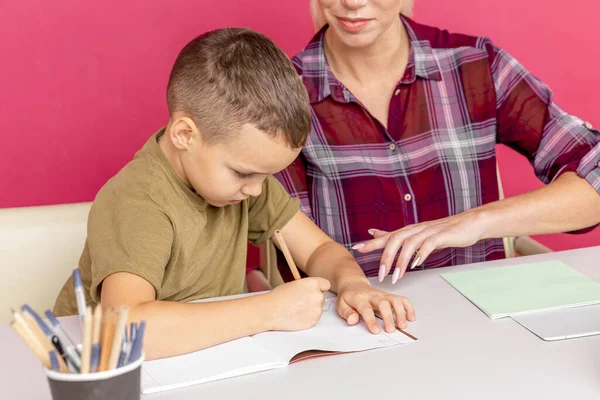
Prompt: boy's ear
<box><xmin>169</xmin><ymin>116</ymin><xmax>200</xmax><ymax>150</ymax></box>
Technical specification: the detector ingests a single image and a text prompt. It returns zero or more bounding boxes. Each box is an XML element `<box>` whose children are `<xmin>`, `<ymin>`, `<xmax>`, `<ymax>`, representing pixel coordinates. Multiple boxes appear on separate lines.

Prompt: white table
<box><xmin>3</xmin><ymin>246</ymin><xmax>600</xmax><ymax>399</ymax></box>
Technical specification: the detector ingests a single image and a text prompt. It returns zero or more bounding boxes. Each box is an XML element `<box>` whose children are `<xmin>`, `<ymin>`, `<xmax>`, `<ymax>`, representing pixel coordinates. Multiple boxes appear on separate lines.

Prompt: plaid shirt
<box><xmin>275</xmin><ymin>17</ymin><xmax>600</xmax><ymax>277</ymax></box>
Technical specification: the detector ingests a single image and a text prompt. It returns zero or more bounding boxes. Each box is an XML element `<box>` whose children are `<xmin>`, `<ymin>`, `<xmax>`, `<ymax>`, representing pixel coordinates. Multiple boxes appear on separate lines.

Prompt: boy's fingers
<box><xmin>356</xmin><ymin>306</ymin><xmax>380</xmax><ymax>334</ymax></box>
<box><xmin>337</xmin><ymin>300</ymin><xmax>359</xmax><ymax>325</ymax></box>
<box><xmin>312</xmin><ymin>277</ymin><xmax>331</xmax><ymax>292</ymax></box>
<box><xmin>375</xmin><ymin>300</ymin><xmax>395</xmax><ymax>333</ymax></box>
<box><xmin>390</xmin><ymin>299</ymin><xmax>408</xmax><ymax>329</ymax></box>
<box><xmin>400</xmin><ymin>297</ymin><xmax>416</xmax><ymax>322</ymax></box>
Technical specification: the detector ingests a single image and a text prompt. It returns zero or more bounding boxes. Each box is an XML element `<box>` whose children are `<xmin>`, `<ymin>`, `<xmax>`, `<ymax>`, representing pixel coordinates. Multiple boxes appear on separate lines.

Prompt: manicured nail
<box><xmin>410</xmin><ymin>255</ymin><xmax>421</xmax><ymax>269</ymax></box>
<box><xmin>386</xmin><ymin>324</ymin><xmax>395</xmax><ymax>333</ymax></box>
<box><xmin>368</xmin><ymin>229</ymin><xmax>376</xmax><ymax>236</ymax></box>
<box><xmin>378</xmin><ymin>264</ymin><xmax>386</xmax><ymax>282</ymax></box>
<box><xmin>392</xmin><ymin>268</ymin><xmax>401</xmax><ymax>284</ymax></box>
<box><xmin>352</xmin><ymin>243</ymin><xmax>365</xmax><ymax>250</ymax></box>
<box><xmin>373</xmin><ymin>326</ymin><xmax>381</xmax><ymax>334</ymax></box>
<box><xmin>400</xmin><ymin>321</ymin><xmax>408</xmax><ymax>329</ymax></box>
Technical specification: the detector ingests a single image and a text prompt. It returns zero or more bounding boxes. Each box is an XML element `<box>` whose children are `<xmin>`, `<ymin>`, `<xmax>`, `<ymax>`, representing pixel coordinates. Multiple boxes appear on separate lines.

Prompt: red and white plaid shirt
<box><xmin>275</xmin><ymin>16</ymin><xmax>600</xmax><ymax>277</ymax></box>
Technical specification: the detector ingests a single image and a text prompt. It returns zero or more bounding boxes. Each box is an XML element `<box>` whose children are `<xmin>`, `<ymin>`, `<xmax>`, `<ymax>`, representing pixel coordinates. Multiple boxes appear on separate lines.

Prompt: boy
<box><xmin>53</xmin><ymin>28</ymin><xmax>415</xmax><ymax>360</ymax></box>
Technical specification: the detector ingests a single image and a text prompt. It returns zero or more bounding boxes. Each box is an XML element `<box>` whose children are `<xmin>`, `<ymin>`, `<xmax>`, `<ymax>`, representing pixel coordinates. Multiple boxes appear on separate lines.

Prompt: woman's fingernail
<box><xmin>378</xmin><ymin>264</ymin><xmax>386</xmax><ymax>282</ymax></box>
<box><xmin>410</xmin><ymin>255</ymin><xmax>421</xmax><ymax>269</ymax></box>
<box><xmin>392</xmin><ymin>268</ymin><xmax>401</xmax><ymax>284</ymax></box>
<box><xmin>386</xmin><ymin>324</ymin><xmax>395</xmax><ymax>332</ymax></box>
<box><xmin>352</xmin><ymin>243</ymin><xmax>365</xmax><ymax>250</ymax></box>
<box><xmin>373</xmin><ymin>326</ymin><xmax>381</xmax><ymax>334</ymax></box>
<box><xmin>368</xmin><ymin>229</ymin><xmax>376</xmax><ymax>235</ymax></box>
<box><xmin>401</xmin><ymin>321</ymin><xmax>408</xmax><ymax>329</ymax></box>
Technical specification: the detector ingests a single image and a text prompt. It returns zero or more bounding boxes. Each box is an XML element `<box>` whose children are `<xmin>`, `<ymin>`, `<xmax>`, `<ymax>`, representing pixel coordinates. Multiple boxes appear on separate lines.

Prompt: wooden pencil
<box><xmin>10</xmin><ymin>319</ymin><xmax>51</xmax><ymax>369</ymax></box>
<box><xmin>21</xmin><ymin>311</ymin><xmax>54</xmax><ymax>353</ymax></box>
<box><xmin>107</xmin><ymin>307</ymin><xmax>129</xmax><ymax>370</ymax></box>
<box><xmin>17</xmin><ymin>309</ymin><xmax>69</xmax><ymax>372</ymax></box>
<box><xmin>92</xmin><ymin>305</ymin><xmax>103</xmax><ymax>344</ymax></box>
<box><xmin>98</xmin><ymin>307</ymin><xmax>116</xmax><ymax>372</ymax></box>
<box><xmin>20</xmin><ymin>309</ymin><xmax>68</xmax><ymax>372</ymax></box>
<box><xmin>90</xmin><ymin>304</ymin><xmax>103</xmax><ymax>372</ymax></box>
<box><xmin>80</xmin><ymin>306</ymin><xmax>93</xmax><ymax>373</ymax></box>
<box><xmin>273</xmin><ymin>230</ymin><xmax>301</xmax><ymax>280</ymax></box>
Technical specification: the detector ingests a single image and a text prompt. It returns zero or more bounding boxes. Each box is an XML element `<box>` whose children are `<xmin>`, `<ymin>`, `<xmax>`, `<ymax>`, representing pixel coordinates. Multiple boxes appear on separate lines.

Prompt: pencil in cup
<box><xmin>72</xmin><ymin>268</ymin><xmax>88</xmax><ymax>319</ymax></box>
<box><xmin>11</xmin><ymin>303</ymin><xmax>146</xmax><ymax>378</ymax></box>
<box><xmin>45</xmin><ymin>310</ymin><xmax>81</xmax><ymax>357</ymax></box>
<box><xmin>80</xmin><ymin>306</ymin><xmax>94</xmax><ymax>373</ymax></box>
<box><xmin>90</xmin><ymin>304</ymin><xmax>103</xmax><ymax>372</ymax></box>
<box><xmin>98</xmin><ymin>307</ymin><xmax>116</xmax><ymax>372</ymax></box>
<box><xmin>10</xmin><ymin>312</ymin><xmax>51</xmax><ymax>369</ymax></box>
<box><xmin>273</xmin><ymin>230</ymin><xmax>301</xmax><ymax>280</ymax></box>
<box><xmin>20</xmin><ymin>305</ymin><xmax>70</xmax><ymax>373</ymax></box>
<box><xmin>108</xmin><ymin>307</ymin><xmax>129</xmax><ymax>370</ymax></box>
<box><xmin>12</xmin><ymin>308</ymin><xmax>69</xmax><ymax>373</ymax></box>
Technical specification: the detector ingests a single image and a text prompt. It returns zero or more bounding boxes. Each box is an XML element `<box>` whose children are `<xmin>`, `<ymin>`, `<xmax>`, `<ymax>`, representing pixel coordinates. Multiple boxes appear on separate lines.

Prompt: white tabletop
<box><xmin>3</xmin><ymin>246</ymin><xmax>600</xmax><ymax>399</ymax></box>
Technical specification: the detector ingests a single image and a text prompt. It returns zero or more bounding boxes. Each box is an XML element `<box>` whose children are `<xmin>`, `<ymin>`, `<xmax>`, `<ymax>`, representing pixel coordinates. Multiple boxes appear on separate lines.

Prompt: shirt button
<box><xmin>584</xmin><ymin>121</ymin><xmax>593</xmax><ymax>129</ymax></box>
<box><xmin>389</xmin><ymin>143</ymin><xmax>396</xmax><ymax>151</ymax></box>
<box><xmin>394</xmin><ymin>89</ymin><xmax>400</xmax><ymax>96</ymax></box>
<box><xmin>404</xmin><ymin>193</ymin><xmax>412</xmax><ymax>201</ymax></box>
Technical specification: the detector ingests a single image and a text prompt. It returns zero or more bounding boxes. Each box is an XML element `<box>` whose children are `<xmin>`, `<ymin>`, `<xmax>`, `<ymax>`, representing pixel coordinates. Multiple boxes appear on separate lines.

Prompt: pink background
<box><xmin>1</xmin><ymin>0</ymin><xmax>598</xmax><ymax>266</ymax></box>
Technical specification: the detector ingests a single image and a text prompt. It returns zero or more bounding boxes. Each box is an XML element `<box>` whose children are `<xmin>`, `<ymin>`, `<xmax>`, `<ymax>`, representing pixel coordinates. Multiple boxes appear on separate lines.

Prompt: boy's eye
<box><xmin>234</xmin><ymin>170</ymin><xmax>255</xmax><ymax>179</ymax></box>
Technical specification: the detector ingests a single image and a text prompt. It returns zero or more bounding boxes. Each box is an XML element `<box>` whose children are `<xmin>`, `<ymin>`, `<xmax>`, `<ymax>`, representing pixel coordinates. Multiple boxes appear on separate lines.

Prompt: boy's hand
<box><xmin>267</xmin><ymin>277</ymin><xmax>331</xmax><ymax>331</ymax></box>
<box><xmin>336</xmin><ymin>280</ymin><xmax>415</xmax><ymax>334</ymax></box>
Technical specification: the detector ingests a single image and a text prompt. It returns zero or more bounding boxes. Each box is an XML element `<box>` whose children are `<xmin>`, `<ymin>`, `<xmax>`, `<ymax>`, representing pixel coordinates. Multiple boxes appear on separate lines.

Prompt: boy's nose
<box><xmin>242</xmin><ymin>182</ymin><xmax>263</xmax><ymax>197</ymax></box>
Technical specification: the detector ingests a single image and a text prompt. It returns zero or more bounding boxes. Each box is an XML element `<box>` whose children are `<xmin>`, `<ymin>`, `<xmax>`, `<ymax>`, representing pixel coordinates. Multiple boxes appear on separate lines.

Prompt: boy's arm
<box><xmin>101</xmin><ymin>272</ymin><xmax>329</xmax><ymax>360</ymax></box>
<box><xmin>272</xmin><ymin>210</ymin><xmax>416</xmax><ymax>335</ymax></box>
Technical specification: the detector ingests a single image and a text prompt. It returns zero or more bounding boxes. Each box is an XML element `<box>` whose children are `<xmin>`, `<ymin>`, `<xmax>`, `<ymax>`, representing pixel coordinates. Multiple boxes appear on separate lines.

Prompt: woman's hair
<box><xmin>310</xmin><ymin>0</ymin><xmax>414</xmax><ymax>32</ymax></box>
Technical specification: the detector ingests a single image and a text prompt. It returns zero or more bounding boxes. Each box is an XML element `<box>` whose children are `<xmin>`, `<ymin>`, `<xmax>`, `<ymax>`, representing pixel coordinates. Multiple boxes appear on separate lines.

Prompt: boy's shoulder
<box><xmin>90</xmin><ymin>131</ymin><xmax>207</xmax><ymax>226</ymax></box>
<box><xmin>93</xmin><ymin>138</ymin><xmax>161</xmax><ymax>212</ymax></box>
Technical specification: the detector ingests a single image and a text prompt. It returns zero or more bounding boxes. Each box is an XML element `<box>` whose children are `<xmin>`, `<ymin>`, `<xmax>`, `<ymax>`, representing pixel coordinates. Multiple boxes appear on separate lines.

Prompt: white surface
<box><xmin>141</xmin><ymin>297</ymin><xmax>414</xmax><ymax>394</ymax></box>
<box><xmin>3</xmin><ymin>246</ymin><xmax>600</xmax><ymax>399</ymax></box>
<box><xmin>512</xmin><ymin>303</ymin><xmax>600</xmax><ymax>341</ymax></box>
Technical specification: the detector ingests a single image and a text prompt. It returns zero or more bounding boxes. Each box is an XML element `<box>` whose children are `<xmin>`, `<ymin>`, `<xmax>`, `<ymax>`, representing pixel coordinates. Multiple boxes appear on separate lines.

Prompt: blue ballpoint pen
<box><xmin>21</xmin><ymin>305</ymin><xmax>75</xmax><ymax>369</ymax></box>
<box><xmin>127</xmin><ymin>321</ymin><xmax>145</xmax><ymax>364</ymax></box>
<box><xmin>49</xmin><ymin>350</ymin><xmax>60</xmax><ymax>372</ymax></box>
<box><xmin>72</xmin><ymin>269</ymin><xmax>87</xmax><ymax>319</ymax></box>
<box><xmin>45</xmin><ymin>309</ymin><xmax>82</xmax><ymax>369</ymax></box>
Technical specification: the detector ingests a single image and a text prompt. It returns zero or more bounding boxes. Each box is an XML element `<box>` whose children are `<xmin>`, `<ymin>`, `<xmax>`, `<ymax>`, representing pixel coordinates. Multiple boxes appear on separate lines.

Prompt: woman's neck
<box><xmin>324</xmin><ymin>18</ymin><xmax>410</xmax><ymax>86</ymax></box>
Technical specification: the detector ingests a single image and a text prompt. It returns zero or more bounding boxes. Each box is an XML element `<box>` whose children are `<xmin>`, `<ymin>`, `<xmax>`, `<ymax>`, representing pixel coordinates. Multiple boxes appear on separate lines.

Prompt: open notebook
<box><xmin>141</xmin><ymin>297</ymin><xmax>416</xmax><ymax>394</ymax></box>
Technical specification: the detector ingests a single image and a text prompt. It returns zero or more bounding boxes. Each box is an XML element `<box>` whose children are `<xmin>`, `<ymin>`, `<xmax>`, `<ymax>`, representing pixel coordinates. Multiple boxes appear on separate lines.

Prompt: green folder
<box><xmin>441</xmin><ymin>260</ymin><xmax>600</xmax><ymax>319</ymax></box>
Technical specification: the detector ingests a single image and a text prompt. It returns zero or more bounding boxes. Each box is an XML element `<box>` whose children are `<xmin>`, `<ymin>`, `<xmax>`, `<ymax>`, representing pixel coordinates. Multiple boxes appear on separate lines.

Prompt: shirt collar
<box><xmin>295</xmin><ymin>15</ymin><xmax>442</xmax><ymax>104</ymax></box>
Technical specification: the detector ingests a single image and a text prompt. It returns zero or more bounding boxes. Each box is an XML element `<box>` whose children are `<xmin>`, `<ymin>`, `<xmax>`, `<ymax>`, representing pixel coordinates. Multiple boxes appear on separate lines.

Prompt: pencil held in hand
<box><xmin>273</xmin><ymin>230</ymin><xmax>301</xmax><ymax>280</ymax></box>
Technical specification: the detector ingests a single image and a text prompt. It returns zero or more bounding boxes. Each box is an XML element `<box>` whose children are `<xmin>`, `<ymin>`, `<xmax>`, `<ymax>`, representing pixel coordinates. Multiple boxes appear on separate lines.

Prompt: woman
<box><xmin>275</xmin><ymin>0</ymin><xmax>600</xmax><ymax>283</ymax></box>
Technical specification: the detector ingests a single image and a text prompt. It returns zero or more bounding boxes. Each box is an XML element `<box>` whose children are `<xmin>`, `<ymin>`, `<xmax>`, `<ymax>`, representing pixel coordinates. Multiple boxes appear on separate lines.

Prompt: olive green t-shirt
<box><xmin>53</xmin><ymin>129</ymin><xmax>299</xmax><ymax>316</ymax></box>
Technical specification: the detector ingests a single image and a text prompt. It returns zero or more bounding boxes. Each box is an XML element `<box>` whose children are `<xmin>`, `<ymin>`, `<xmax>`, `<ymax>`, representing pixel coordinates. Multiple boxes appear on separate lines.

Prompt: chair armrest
<box><xmin>515</xmin><ymin>236</ymin><xmax>552</xmax><ymax>256</ymax></box>
<box><xmin>258</xmin><ymin>240</ymin><xmax>285</xmax><ymax>288</ymax></box>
